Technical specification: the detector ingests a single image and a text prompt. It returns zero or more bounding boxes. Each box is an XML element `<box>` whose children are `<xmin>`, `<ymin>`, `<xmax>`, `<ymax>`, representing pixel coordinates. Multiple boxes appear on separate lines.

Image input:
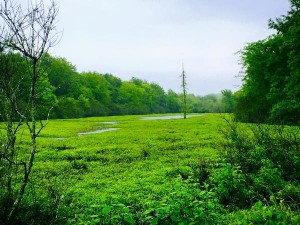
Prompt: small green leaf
<box><xmin>151</xmin><ymin>218</ymin><xmax>158</xmax><ymax>225</ymax></box>
<box><xmin>124</xmin><ymin>215</ymin><xmax>135</xmax><ymax>224</ymax></box>
<box><xmin>101</xmin><ymin>205</ymin><xmax>112</xmax><ymax>216</ymax></box>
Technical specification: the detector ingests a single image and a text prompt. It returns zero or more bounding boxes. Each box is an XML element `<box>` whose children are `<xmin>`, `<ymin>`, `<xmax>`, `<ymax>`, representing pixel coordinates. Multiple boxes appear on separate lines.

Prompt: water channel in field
<box><xmin>78</xmin><ymin>128</ymin><xmax>120</xmax><ymax>136</ymax></box>
<box><xmin>78</xmin><ymin>121</ymin><xmax>119</xmax><ymax>136</ymax></box>
<box><xmin>139</xmin><ymin>114</ymin><xmax>203</xmax><ymax>120</ymax></box>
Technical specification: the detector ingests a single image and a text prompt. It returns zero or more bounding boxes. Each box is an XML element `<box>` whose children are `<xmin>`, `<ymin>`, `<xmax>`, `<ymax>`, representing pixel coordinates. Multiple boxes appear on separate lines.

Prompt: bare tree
<box><xmin>0</xmin><ymin>0</ymin><xmax>59</xmax><ymax>223</ymax></box>
<box><xmin>180</xmin><ymin>63</ymin><xmax>187</xmax><ymax>119</ymax></box>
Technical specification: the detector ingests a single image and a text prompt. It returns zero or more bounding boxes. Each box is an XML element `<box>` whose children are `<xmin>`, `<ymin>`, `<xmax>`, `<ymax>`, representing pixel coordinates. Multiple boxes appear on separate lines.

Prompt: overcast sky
<box><xmin>49</xmin><ymin>0</ymin><xmax>291</xmax><ymax>96</ymax></box>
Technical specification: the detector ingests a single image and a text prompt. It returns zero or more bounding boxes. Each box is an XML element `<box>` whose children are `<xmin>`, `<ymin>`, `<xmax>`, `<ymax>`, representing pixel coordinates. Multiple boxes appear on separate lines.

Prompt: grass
<box><xmin>31</xmin><ymin>114</ymin><xmax>222</xmax><ymax>201</ymax></box>
<box><xmin>2</xmin><ymin>113</ymin><xmax>299</xmax><ymax>224</ymax></box>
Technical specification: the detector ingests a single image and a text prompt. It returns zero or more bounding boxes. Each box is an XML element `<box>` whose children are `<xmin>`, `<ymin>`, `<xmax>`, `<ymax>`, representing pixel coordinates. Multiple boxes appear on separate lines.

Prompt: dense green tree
<box><xmin>235</xmin><ymin>37</ymin><xmax>286</xmax><ymax>122</ymax></box>
<box><xmin>166</xmin><ymin>90</ymin><xmax>181</xmax><ymax>113</ymax></box>
<box><xmin>54</xmin><ymin>97</ymin><xmax>83</xmax><ymax>118</ymax></box>
<box><xmin>268</xmin><ymin>0</ymin><xmax>300</xmax><ymax>123</ymax></box>
<box><xmin>118</xmin><ymin>81</ymin><xmax>148</xmax><ymax>114</ymax></box>
<box><xmin>199</xmin><ymin>94</ymin><xmax>222</xmax><ymax>113</ymax></box>
<box><xmin>103</xmin><ymin>74</ymin><xmax>123</xmax><ymax>115</ymax></box>
<box><xmin>80</xmin><ymin>72</ymin><xmax>111</xmax><ymax>116</ymax></box>
<box><xmin>235</xmin><ymin>0</ymin><xmax>300</xmax><ymax>124</ymax></box>
<box><xmin>41</xmin><ymin>54</ymin><xmax>78</xmax><ymax>97</ymax></box>
<box><xmin>81</xmin><ymin>72</ymin><xmax>110</xmax><ymax>103</ymax></box>
<box><xmin>144</xmin><ymin>83</ymin><xmax>167</xmax><ymax>113</ymax></box>
<box><xmin>221</xmin><ymin>90</ymin><xmax>235</xmax><ymax>113</ymax></box>
<box><xmin>0</xmin><ymin>53</ymin><xmax>30</xmax><ymax>121</ymax></box>
<box><xmin>0</xmin><ymin>53</ymin><xmax>56</xmax><ymax>120</ymax></box>
<box><xmin>41</xmin><ymin>55</ymin><xmax>82</xmax><ymax>118</ymax></box>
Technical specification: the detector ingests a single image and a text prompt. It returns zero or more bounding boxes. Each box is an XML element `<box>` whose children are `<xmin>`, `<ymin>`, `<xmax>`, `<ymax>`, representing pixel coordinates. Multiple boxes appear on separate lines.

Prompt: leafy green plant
<box><xmin>217</xmin><ymin>116</ymin><xmax>299</xmax><ymax>214</ymax></box>
<box><xmin>253</xmin><ymin>159</ymin><xmax>284</xmax><ymax>196</ymax></box>
<box><xmin>68</xmin><ymin>201</ymin><xmax>135</xmax><ymax>225</ymax></box>
<box><xmin>222</xmin><ymin>200</ymin><xmax>300</xmax><ymax>225</ymax></box>
<box><xmin>210</xmin><ymin>163</ymin><xmax>250</xmax><ymax>208</ymax></box>
<box><xmin>71</xmin><ymin>160</ymin><xmax>88</xmax><ymax>171</ymax></box>
<box><xmin>140</xmin><ymin>180</ymin><xmax>221</xmax><ymax>225</ymax></box>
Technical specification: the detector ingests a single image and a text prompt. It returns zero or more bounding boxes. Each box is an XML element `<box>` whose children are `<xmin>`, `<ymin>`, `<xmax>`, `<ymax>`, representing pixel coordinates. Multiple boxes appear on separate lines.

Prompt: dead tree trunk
<box><xmin>181</xmin><ymin>64</ymin><xmax>187</xmax><ymax>119</ymax></box>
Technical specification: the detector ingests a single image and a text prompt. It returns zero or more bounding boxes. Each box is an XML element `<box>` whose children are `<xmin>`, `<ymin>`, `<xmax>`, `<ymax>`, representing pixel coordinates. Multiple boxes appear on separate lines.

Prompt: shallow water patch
<box><xmin>78</xmin><ymin>128</ymin><xmax>120</xmax><ymax>136</ymax></box>
<box><xmin>140</xmin><ymin>114</ymin><xmax>203</xmax><ymax>120</ymax></box>
<box><xmin>102</xmin><ymin>121</ymin><xmax>118</xmax><ymax>125</ymax></box>
<box><xmin>53</xmin><ymin>137</ymin><xmax>65</xmax><ymax>140</ymax></box>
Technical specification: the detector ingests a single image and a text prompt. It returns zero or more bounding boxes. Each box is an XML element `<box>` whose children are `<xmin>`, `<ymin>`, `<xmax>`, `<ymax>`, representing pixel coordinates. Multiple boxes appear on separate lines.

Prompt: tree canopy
<box><xmin>38</xmin><ymin>54</ymin><xmax>233</xmax><ymax>118</ymax></box>
<box><xmin>235</xmin><ymin>0</ymin><xmax>300</xmax><ymax>124</ymax></box>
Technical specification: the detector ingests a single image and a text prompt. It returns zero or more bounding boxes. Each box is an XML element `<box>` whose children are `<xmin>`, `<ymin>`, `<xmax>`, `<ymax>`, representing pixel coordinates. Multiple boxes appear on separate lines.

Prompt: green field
<box><xmin>2</xmin><ymin>113</ymin><xmax>299</xmax><ymax>224</ymax></box>
<box><xmin>34</xmin><ymin>114</ymin><xmax>219</xmax><ymax>202</ymax></box>
<box><xmin>16</xmin><ymin>114</ymin><xmax>221</xmax><ymax>223</ymax></box>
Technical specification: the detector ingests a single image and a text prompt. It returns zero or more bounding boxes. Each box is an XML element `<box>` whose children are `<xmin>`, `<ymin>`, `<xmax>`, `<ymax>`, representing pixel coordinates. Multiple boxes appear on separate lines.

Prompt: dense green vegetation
<box><xmin>40</xmin><ymin>54</ymin><xmax>234</xmax><ymax>118</ymax></box>
<box><xmin>235</xmin><ymin>0</ymin><xmax>300</xmax><ymax>124</ymax></box>
<box><xmin>1</xmin><ymin>0</ymin><xmax>299</xmax><ymax>224</ymax></box>
<box><xmin>0</xmin><ymin>114</ymin><xmax>299</xmax><ymax>224</ymax></box>
<box><xmin>0</xmin><ymin>51</ymin><xmax>234</xmax><ymax>121</ymax></box>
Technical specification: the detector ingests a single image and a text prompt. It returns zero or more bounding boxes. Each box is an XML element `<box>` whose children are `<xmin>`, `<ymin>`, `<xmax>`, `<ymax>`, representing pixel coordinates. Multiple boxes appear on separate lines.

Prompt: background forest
<box><xmin>1</xmin><ymin>53</ymin><xmax>235</xmax><ymax>121</ymax></box>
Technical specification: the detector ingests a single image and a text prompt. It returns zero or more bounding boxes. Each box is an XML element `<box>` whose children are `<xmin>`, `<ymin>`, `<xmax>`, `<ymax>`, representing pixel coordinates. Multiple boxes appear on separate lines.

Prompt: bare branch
<box><xmin>0</xmin><ymin>1</ymin><xmax>60</xmax><ymax>222</ymax></box>
<box><xmin>0</xmin><ymin>0</ymin><xmax>60</xmax><ymax>61</ymax></box>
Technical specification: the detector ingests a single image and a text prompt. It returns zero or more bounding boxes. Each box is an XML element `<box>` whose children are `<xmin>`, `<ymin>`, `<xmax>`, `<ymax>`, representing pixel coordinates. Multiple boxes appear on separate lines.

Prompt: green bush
<box><xmin>252</xmin><ymin>160</ymin><xmax>284</xmax><ymax>196</ymax></box>
<box><xmin>277</xmin><ymin>183</ymin><xmax>300</xmax><ymax>211</ymax></box>
<box><xmin>221</xmin><ymin>201</ymin><xmax>300</xmax><ymax>225</ymax></box>
<box><xmin>214</xmin><ymin>117</ymin><xmax>299</xmax><ymax>221</ymax></box>
<box><xmin>68</xmin><ymin>202</ymin><xmax>135</xmax><ymax>225</ymax></box>
<box><xmin>209</xmin><ymin>164</ymin><xmax>251</xmax><ymax>208</ymax></box>
<box><xmin>219</xmin><ymin>117</ymin><xmax>299</xmax><ymax>181</ymax></box>
<box><xmin>139</xmin><ymin>180</ymin><xmax>222</xmax><ymax>225</ymax></box>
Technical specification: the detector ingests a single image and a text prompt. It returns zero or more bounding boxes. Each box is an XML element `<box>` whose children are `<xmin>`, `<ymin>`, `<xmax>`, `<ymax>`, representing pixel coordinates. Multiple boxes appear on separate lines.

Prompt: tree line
<box><xmin>1</xmin><ymin>52</ymin><xmax>235</xmax><ymax>120</ymax></box>
<box><xmin>42</xmin><ymin>54</ymin><xmax>236</xmax><ymax>118</ymax></box>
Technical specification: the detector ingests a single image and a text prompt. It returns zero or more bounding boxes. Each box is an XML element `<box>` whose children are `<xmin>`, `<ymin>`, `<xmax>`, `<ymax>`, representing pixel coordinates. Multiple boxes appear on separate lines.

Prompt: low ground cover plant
<box><xmin>0</xmin><ymin>114</ymin><xmax>299</xmax><ymax>224</ymax></box>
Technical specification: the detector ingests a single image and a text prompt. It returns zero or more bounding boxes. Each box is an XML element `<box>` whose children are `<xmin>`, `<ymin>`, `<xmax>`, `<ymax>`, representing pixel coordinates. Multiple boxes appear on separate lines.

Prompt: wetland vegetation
<box><xmin>1</xmin><ymin>0</ymin><xmax>299</xmax><ymax>224</ymax></box>
<box><xmin>1</xmin><ymin>114</ymin><xmax>299</xmax><ymax>224</ymax></box>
